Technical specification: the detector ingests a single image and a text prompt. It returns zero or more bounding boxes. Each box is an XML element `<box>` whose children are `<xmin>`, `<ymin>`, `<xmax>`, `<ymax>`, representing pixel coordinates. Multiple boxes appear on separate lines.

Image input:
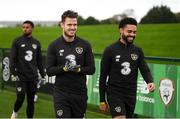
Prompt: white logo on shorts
<box><xmin>17</xmin><ymin>87</ymin><xmax>22</xmax><ymax>92</ymax></box>
<box><xmin>57</xmin><ymin>110</ymin><xmax>63</xmax><ymax>116</ymax></box>
<box><xmin>115</xmin><ymin>106</ymin><xmax>121</xmax><ymax>113</ymax></box>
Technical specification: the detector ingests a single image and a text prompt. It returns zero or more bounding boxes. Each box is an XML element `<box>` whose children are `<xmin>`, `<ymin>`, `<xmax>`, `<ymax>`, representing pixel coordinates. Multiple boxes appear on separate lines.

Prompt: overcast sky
<box><xmin>0</xmin><ymin>0</ymin><xmax>180</xmax><ymax>22</ymax></box>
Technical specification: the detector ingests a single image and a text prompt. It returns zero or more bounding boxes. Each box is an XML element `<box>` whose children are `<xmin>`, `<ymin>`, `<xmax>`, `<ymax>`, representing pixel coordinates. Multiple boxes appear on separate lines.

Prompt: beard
<box><xmin>23</xmin><ymin>32</ymin><xmax>31</xmax><ymax>37</ymax></box>
<box><xmin>64</xmin><ymin>30</ymin><xmax>76</xmax><ymax>38</ymax></box>
<box><xmin>122</xmin><ymin>33</ymin><xmax>135</xmax><ymax>44</ymax></box>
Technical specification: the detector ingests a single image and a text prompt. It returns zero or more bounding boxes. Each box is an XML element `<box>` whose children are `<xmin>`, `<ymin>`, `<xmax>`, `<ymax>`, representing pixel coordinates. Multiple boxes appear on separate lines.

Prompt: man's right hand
<box><xmin>63</xmin><ymin>60</ymin><xmax>73</xmax><ymax>72</ymax></box>
<box><xmin>99</xmin><ymin>102</ymin><xmax>108</xmax><ymax>114</ymax></box>
<box><xmin>37</xmin><ymin>78</ymin><xmax>46</xmax><ymax>89</ymax></box>
<box><xmin>63</xmin><ymin>65</ymin><xmax>69</xmax><ymax>72</ymax></box>
<box><xmin>11</xmin><ymin>75</ymin><xmax>19</xmax><ymax>81</ymax></box>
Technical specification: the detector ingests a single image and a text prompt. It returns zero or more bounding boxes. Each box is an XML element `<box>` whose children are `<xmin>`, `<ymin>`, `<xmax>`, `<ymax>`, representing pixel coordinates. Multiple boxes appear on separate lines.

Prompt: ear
<box><xmin>119</xmin><ymin>28</ymin><xmax>123</xmax><ymax>34</ymax></box>
<box><xmin>60</xmin><ymin>22</ymin><xmax>64</xmax><ymax>28</ymax></box>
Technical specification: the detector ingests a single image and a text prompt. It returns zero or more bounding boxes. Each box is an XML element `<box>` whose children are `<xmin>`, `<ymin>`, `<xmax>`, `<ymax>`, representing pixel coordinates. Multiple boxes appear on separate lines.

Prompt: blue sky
<box><xmin>0</xmin><ymin>0</ymin><xmax>180</xmax><ymax>22</ymax></box>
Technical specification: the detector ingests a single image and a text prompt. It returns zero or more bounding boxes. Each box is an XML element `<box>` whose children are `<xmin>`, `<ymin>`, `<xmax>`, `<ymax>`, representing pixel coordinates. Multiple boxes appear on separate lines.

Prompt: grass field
<box><xmin>0</xmin><ymin>87</ymin><xmax>109</xmax><ymax>118</ymax></box>
<box><xmin>0</xmin><ymin>24</ymin><xmax>180</xmax><ymax>58</ymax></box>
<box><xmin>0</xmin><ymin>23</ymin><xmax>180</xmax><ymax>118</ymax></box>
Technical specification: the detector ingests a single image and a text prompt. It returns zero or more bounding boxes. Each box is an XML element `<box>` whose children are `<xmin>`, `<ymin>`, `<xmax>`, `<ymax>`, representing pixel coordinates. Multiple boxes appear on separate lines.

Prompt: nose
<box><xmin>70</xmin><ymin>26</ymin><xmax>76</xmax><ymax>30</ymax></box>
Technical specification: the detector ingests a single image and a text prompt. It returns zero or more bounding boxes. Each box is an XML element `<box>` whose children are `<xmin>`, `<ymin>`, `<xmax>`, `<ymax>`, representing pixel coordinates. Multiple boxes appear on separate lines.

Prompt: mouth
<box><xmin>69</xmin><ymin>29</ymin><xmax>76</xmax><ymax>32</ymax></box>
<box><xmin>127</xmin><ymin>37</ymin><xmax>135</xmax><ymax>43</ymax></box>
<box><xmin>69</xmin><ymin>30</ymin><xmax>75</xmax><ymax>34</ymax></box>
<box><xmin>128</xmin><ymin>37</ymin><xmax>134</xmax><ymax>40</ymax></box>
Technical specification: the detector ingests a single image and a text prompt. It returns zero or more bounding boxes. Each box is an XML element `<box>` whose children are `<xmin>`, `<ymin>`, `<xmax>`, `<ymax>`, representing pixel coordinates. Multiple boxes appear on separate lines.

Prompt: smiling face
<box><xmin>120</xmin><ymin>24</ymin><xmax>137</xmax><ymax>44</ymax></box>
<box><xmin>61</xmin><ymin>17</ymin><xmax>77</xmax><ymax>39</ymax></box>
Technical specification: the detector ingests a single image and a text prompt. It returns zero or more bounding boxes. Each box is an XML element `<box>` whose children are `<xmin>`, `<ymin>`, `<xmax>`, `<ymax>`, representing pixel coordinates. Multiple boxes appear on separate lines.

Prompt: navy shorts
<box><xmin>107</xmin><ymin>94</ymin><xmax>136</xmax><ymax>118</ymax></box>
<box><xmin>53</xmin><ymin>88</ymin><xmax>87</xmax><ymax>118</ymax></box>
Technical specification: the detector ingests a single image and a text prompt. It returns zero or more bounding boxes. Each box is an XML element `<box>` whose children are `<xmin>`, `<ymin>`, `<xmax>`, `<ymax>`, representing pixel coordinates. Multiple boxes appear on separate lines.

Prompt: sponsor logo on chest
<box><xmin>115</xmin><ymin>53</ymin><xmax>138</xmax><ymax>62</ymax></box>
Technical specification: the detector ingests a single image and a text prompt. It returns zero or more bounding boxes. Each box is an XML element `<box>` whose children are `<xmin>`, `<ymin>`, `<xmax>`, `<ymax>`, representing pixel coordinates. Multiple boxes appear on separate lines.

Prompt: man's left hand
<box><xmin>71</xmin><ymin>65</ymin><xmax>81</xmax><ymax>72</ymax></box>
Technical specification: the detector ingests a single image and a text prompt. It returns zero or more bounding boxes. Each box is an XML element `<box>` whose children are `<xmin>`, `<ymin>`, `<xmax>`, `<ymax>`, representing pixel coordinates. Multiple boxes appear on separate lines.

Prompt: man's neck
<box><xmin>63</xmin><ymin>34</ymin><xmax>75</xmax><ymax>42</ymax></box>
<box><xmin>24</xmin><ymin>34</ymin><xmax>32</xmax><ymax>38</ymax></box>
<box><xmin>120</xmin><ymin>38</ymin><xmax>127</xmax><ymax>45</ymax></box>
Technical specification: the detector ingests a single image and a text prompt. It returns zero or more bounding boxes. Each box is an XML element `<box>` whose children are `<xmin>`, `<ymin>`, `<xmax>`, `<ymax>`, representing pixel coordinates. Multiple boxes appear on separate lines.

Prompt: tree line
<box><xmin>78</xmin><ymin>5</ymin><xmax>180</xmax><ymax>25</ymax></box>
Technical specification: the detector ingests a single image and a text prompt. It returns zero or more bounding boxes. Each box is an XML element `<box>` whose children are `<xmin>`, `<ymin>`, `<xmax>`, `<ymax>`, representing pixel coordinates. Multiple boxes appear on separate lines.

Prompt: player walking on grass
<box><xmin>10</xmin><ymin>20</ymin><xmax>45</xmax><ymax>119</ymax></box>
<box><xmin>99</xmin><ymin>17</ymin><xmax>155</xmax><ymax>118</ymax></box>
<box><xmin>46</xmin><ymin>10</ymin><xmax>95</xmax><ymax>118</ymax></box>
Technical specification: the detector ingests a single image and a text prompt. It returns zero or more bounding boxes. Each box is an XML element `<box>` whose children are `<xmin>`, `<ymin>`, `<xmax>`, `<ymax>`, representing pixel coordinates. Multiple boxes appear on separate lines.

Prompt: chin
<box><xmin>65</xmin><ymin>33</ymin><xmax>75</xmax><ymax>38</ymax></box>
<box><xmin>68</xmin><ymin>35</ymin><xmax>75</xmax><ymax>38</ymax></box>
<box><xmin>24</xmin><ymin>33</ymin><xmax>31</xmax><ymax>36</ymax></box>
<box><xmin>128</xmin><ymin>39</ymin><xmax>134</xmax><ymax>43</ymax></box>
<box><xmin>127</xmin><ymin>40</ymin><xmax>133</xmax><ymax>44</ymax></box>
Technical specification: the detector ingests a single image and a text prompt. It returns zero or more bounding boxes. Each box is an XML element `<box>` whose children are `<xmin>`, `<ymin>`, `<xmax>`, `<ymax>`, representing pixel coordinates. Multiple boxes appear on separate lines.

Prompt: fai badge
<box><xmin>57</xmin><ymin>110</ymin><xmax>63</xmax><ymax>116</ymax></box>
<box><xmin>76</xmin><ymin>47</ymin><xmax>83</xmax><ymax>54</ymax></box>
<box><xmin>32</xmin><ymin>44</ymin><xmax>37</xmax><ymax>49</ymax></box>
<box><xmin>159</xmin><ymin>78</ymin><xmax>174</xmax><ymax>106</ymax></box>
<box><xmin>115</xmin><ymin>106</ymin><xmax>121</xmax><ymax>113</ymax></box>
<box><xmin>17</xmin><ymin>87</ymin><xmax>22</xmax><ymax>92</ymax></box>
<box><xmin>131</xmin><ymin>53</ymin><xmax>138</xmax><ymax>61</ymax></box>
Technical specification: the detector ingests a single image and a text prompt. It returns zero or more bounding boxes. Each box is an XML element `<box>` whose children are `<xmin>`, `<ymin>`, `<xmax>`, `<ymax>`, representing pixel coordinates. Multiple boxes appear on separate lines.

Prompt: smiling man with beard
<box><xmin>46</xmin><ymin>10</ymin><xmax>95</xmax><ymax>118</ymax></box>
<box><xmin>99</xmin><ymin>17</ymin><xmax>155</xmax><ymax>118</ymax></box>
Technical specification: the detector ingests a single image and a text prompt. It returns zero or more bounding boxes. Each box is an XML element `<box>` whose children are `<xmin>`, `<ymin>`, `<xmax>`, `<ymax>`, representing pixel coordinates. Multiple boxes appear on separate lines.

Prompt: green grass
<box><xmin>0</xmin><ymin>24</ymin><xmax>180</xmax><ymax>58</ymax></box>
<box><xmin>0</xmin><ymin>87</ymin><xmax>109</xmax><ymax>118</ymax></box>
<box><xmin>136</xmin><ymin>24</ymin><xmax>180</xmax><ymax>58</ymax></box>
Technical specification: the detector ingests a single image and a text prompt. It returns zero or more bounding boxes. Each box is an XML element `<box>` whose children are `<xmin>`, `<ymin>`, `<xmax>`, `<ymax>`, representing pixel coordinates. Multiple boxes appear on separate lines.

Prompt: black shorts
<box><xmin>53</xmin><ymin>88</ymin><xmax>87</xmax><ymax>118</ymax></box>
<box><xmin>15</xmin><ymin>81</ymin><xmax>37</xmax><ymax>94</ymax></box>
<box><xmin>107</xmin><ymin>94</ymin><xmax>136</xmax><ymax>118</ymax></box>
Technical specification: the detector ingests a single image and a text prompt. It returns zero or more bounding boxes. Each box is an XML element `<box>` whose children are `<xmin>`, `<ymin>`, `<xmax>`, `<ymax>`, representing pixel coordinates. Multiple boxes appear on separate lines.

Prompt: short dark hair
<box><xmin>61</xmin><ymin>10</ymin><xmax>78</xmax><ymax>22</ymax></box>
<box><xmin>119</xmin><ymin>17</ymin><xmax>137</xmax><ymax>29</ymax></box>
<box><xmin>23</xmin><ymin>20</ymin><xmax>34</xmax><ymax>28</ymax></box>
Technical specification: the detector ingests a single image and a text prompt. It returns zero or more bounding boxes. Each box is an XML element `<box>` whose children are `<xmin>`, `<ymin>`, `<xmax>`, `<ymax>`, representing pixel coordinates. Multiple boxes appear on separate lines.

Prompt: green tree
<box><xmin>175</xmin><ymin>12</ymin><xmax>180</xmax><ymax>22</ymax></box>
<box><xmin>140</xmin><ymin>5</ymin><xmax>177</xmax><ymax>24</ymax></box>
<box><xmin>78</xmin><ymin>15</ymin><xmax>85</xmax><ymax>25</ymax></box>
<box><xmin>101</xmin><ymin>18</ymin><xmax>112</xmax><ymax>24</ymax></box>
<box><xmin>84</xmin><ymin>16</ymin><xmax>100</xmax><ymax>25</ymax></box>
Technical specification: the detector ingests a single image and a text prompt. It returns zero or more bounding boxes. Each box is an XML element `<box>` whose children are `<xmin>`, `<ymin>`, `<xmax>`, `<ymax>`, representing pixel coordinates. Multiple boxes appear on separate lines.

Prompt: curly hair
<box><xmin>119</xmin><ymin>17</ymin><xmax>137</xmax><ymax>29</ymax></box>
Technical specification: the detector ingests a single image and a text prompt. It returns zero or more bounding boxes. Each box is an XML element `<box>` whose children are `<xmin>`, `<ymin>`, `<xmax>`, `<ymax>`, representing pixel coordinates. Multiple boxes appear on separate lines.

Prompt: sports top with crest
<box><xmin>46</xmin><ymin>35</ymin><xmax>95</xmax><ymax>95</ymax></box>
<box><xmin>99</xmin><ymin>40</ymin><xmax>153</xmax><ymax>102</ymax></box>
<box><xmin>10</xmin><ymin>35</ymin><xmax>45</xmax><ymax>81</ymax></box>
